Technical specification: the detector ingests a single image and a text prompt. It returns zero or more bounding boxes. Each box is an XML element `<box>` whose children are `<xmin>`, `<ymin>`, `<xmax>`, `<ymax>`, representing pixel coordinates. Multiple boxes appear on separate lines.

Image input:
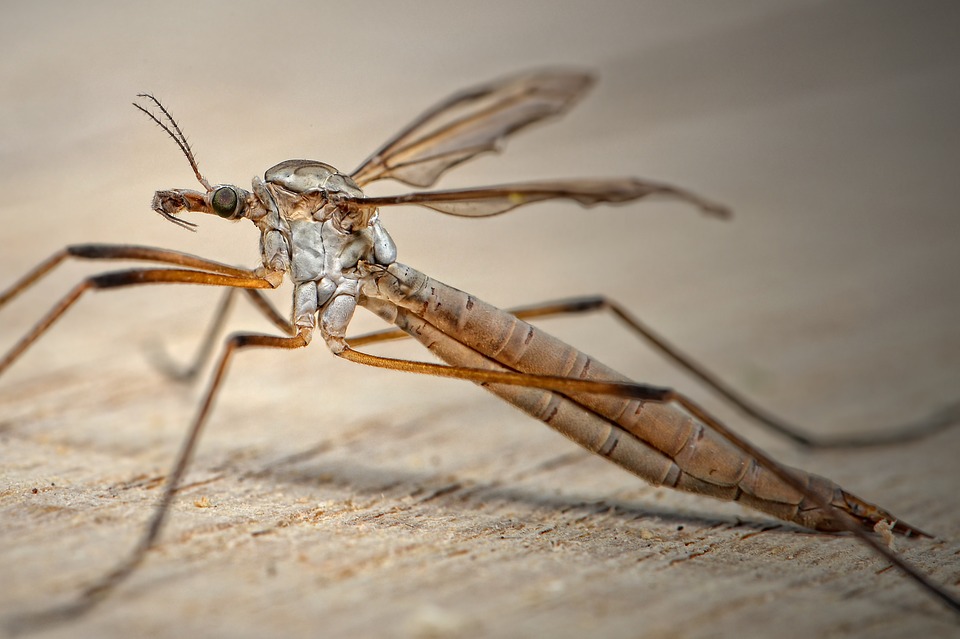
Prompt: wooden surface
<box><xmin>1</xmin><ymin>2</ymin><xmax>959</xmax><ymax>637</ymax></box>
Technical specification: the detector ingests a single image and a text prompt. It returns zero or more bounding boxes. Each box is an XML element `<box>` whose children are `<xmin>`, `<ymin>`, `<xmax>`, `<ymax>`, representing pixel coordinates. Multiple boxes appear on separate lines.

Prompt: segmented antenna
<box><xmin>134</xmin><ymin>94</ymin><xmax>212</xmax><ymax>191</ymax></box>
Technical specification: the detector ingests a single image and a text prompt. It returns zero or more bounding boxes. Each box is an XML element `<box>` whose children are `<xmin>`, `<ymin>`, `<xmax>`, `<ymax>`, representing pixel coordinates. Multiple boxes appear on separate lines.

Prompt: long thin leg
<box><xmin>335</xmin><ymin>344</ymin><xmax>672</xmax><ymax>405</ymax></box>
<box><xmin>0</xmin><ymin>268</ymin><xmax>275</xmax><ymax>377</ymax></box>
<box><xmin>511</xmin><ymin>296</ymin><xmax>960</xmax><ymax>447</ymax></box>
<box><xmin>14</xmin><ymin>328</ymin><xmax>311</xmax><ymax>629</ymax></box>
<box><xmin>668</xmin><ymin>389</ymin><xmax>960</xmax><ymax>615</ymax></box>
<box><xmin>335</xmin><ymin>339</ymin><xmax>960</xmax><ymax>616</ymax></box>
<box><xmin>0</xmin><ymin>244</ymin><xmax>260</xmax><ymax>308</ymax></box>
<box><xmin>149</xmin><ymin>288</ymin><xmax>240</xmax><ymax>380</ymax></box>
<box><xmin>244</xmin><ymin>289</ymin><xmax>295</xmax><ymax>334</ymax></box>
<box><xmin>348</xmin><ymin>295</ymin><xmax>959</xmax><ymax>448</ymax></box>
<box><xmin>150</xmin><ymin>289</ymin><xmax>295</xmax><ymax>381</ymax></box>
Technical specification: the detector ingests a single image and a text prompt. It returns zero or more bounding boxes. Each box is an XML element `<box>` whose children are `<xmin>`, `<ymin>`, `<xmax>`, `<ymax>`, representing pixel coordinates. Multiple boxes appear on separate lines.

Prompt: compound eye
<box><xmin>211</xmin><ymin>186</ymin><xmax>240</xmax><ymax>218</ymax></box>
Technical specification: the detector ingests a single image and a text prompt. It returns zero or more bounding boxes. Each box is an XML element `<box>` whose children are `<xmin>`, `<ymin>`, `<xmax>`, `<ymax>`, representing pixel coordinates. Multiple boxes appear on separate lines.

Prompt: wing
<box><xmin>337</xmin><ymin>179</ymin><xmax>731</xmax><ymax>219</ymax></box>
<box><xmin>349</xmin><ymin>69</ymin><xmax>594</xmax><ymax>188</ymax></box>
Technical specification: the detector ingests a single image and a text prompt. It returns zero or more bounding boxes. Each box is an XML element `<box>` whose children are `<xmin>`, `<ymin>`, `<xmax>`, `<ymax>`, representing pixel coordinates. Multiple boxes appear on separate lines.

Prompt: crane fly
<box><xmin>1</xmin><ymin>69</ymin><xmax>958</xmax><ymax>626</ymax></box>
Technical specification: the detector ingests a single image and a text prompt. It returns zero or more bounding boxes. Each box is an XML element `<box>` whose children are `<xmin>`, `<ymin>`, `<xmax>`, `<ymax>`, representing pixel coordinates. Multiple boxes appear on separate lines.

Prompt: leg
<box><xmin>0</xmin><ymin>243</ymin><xmax>260</xmax><ymax>308</ymax></box>
<box><xmin>150</xmin><ymin>289</ymin><xmax>295</xmax><ymax>381</ymax></box>
<box><xmin>349</xmin><ymin>295</ymin><xmax>958</xmax><ymax>448</ymax></box>
<box><xmin>149</xmin><ymin>288</ymin><xmax>240</xmax><ymax>380</ymax></box>
<box><xmin>1</xmin><ymin>244</ymin><xmax>294</xmax><ymax>382</ymax></box>
<box><xmin>666</xmin><ymin>389</ymin><xmax>960</xmax><ymax>615</ymax></box>
<box><xmin>0</xmin><ymin>267</ymin><xmax>275</xmax><ymax>377</ymax></box>
<box><xmin>17</xmin><ymin>328</ymin><xmax>311</xmax><ymax>628</ymax></box>
<box><xmin>335</xmin><ymin>343</ymin><xmax>672</xmax><ymax>405</ymax></box>
<box><xmin>337</xmin><ymin>331</ymin><xmax>960</xmax><ymax>615</ymax></box>
<box><xmin>508</xmin><ymin>296</ymin><xmax>960</xmax><ymax>447</ymax></box>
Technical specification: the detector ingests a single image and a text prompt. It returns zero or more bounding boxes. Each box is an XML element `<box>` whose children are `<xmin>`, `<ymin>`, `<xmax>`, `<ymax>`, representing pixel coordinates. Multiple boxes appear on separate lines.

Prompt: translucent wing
<box><xmin>338</xmin><ymin>179</ymin><xmax>731</xmax><ymax>218</ymax></box>
<box><xmin>350</xmin><ymin>69</ymin><xmax>594</xmax><ymax>188</ymax></box>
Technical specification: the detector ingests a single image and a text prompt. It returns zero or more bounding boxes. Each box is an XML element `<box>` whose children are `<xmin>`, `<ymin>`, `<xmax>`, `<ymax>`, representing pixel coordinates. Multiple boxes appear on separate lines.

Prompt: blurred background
<box><xmin>1</xmin><ymin>1</ymin><xmax>958</xmax><ymax>637</ymax></box>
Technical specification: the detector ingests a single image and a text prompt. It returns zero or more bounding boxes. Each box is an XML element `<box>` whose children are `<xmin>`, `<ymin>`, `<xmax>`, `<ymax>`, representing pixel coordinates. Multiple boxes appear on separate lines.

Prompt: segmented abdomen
<box><xmin>360</xmin><ymin>262</ymin><xmax>907</xmax><ymax>533</ymax></box>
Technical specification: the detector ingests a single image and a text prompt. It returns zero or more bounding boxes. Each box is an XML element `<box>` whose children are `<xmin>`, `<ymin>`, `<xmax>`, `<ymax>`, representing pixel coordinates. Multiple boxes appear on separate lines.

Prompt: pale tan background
<box><xmin>1</xmin><ymin>1</ymin><xmax>959</xmax><ymax>638</ymax></box>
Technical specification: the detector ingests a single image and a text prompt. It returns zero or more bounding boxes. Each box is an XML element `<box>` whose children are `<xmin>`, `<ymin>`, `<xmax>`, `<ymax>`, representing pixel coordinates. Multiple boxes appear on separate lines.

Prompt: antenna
<box><xmin>133</xmin><ymin>94</ymin><xmax>212</xmax><ymax>191</ymax></box>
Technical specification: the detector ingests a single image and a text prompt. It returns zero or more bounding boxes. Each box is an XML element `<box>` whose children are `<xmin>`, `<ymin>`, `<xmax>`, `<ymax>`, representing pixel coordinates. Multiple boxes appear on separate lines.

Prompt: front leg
<box><xmin>0</xmin><ymin>244</ymin><xmax>266</xmax><ymax>308</ymax></box>
<box><xmin>0</xmin><ymin>267</ymin><xmax>277</xmax><ymax>377</ymax></box>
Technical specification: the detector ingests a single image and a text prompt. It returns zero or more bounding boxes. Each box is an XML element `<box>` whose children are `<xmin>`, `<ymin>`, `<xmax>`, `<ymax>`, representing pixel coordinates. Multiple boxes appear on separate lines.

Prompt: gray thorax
<box><xmin>253</xmin><ymin>159</ymin><xmax>397</xmax><ymax>349</ymax></box>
